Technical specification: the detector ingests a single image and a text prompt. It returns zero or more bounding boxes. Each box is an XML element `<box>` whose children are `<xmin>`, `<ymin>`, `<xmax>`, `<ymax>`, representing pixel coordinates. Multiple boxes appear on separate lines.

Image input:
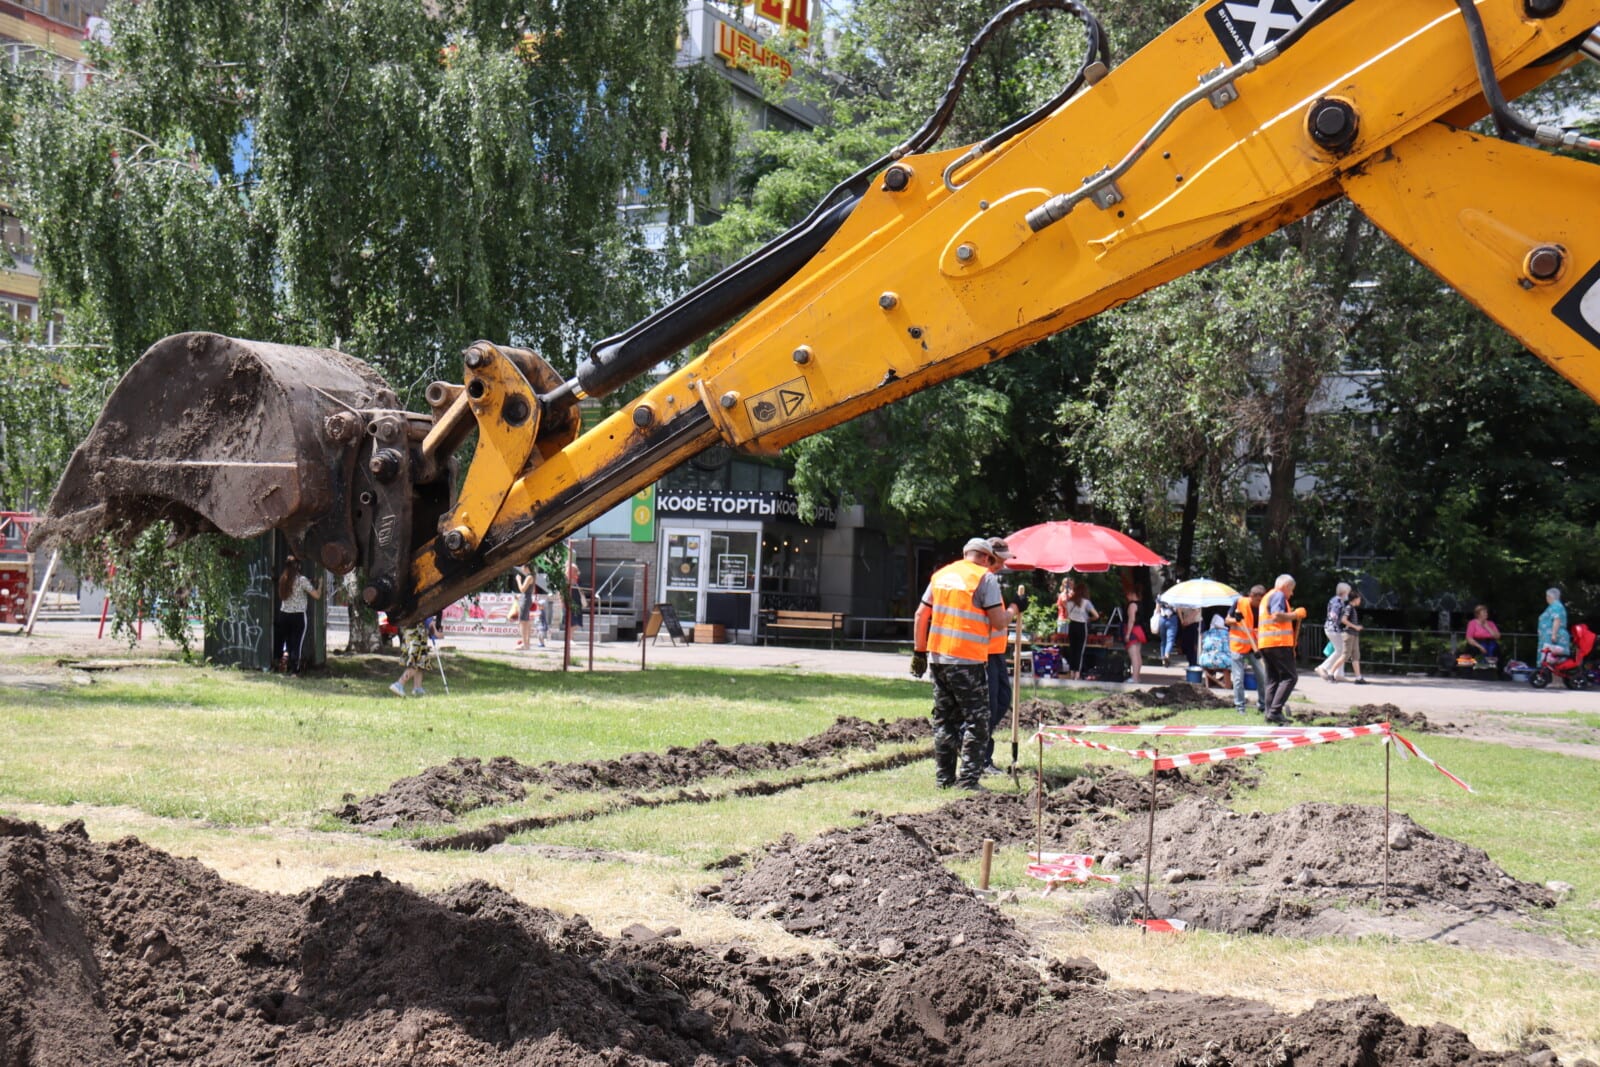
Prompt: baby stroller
<box><xmin>1532</xmin><ymin>624</ymin><xmax>1596</xmax><ymax>689</ymax></box>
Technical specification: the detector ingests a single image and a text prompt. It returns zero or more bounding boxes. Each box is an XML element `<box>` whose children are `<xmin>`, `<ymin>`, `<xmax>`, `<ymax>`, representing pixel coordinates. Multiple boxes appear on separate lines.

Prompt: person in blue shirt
<box><xmin>1537</xmin><ymin>587</ymin><xmax>1571</xmax><ymax>664</ymax></box>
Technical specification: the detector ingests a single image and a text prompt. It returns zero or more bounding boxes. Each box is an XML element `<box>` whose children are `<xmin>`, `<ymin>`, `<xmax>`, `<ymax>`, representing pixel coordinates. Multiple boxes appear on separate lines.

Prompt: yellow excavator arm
<box><xmin>33</xmin><ymin>0</ymin><xmax>1600</xmax><ymax>624</ymax></box>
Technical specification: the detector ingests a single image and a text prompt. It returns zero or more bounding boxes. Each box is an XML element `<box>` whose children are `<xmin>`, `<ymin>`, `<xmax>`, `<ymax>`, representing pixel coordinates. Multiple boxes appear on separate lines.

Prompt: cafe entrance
<box><xmin>660</xmin><ymin>525</ymin><xmax>761</xmax><ymax>635</ymax></box>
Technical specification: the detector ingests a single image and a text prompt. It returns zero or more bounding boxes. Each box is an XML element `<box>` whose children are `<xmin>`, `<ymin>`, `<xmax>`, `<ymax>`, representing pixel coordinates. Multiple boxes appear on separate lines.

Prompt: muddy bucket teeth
<box><xmin>31</xmin><ymin>332</ymin><xmax>399</xmax><ymax>571</ymax></box>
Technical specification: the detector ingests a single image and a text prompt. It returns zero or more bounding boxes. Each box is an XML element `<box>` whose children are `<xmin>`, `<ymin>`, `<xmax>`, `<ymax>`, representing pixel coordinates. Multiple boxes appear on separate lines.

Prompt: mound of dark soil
<box><xmin>1291</xmin><ymin>702</ymin><xmax>1440</xmax><ymax>731</ymax></box>
<box><xmin>888</xmin><ymin>762</ymin><xmax>1259</xmax><ymax>859</ymax></box>
<box><xmin>340</xmin><ymin>714</ymin><xmax>931</xmax><ymax>828</ymax></box>
<box><xmin>698</xmin><ymin>819</ymin><xmax>1031</xmax><ymax>962</ymax></box>
<box><xmin>1022</xmin><ymin>681</ymin><xmax>1228</xmax><ymax>728</ymax></box>
<box><xmin>1075</xmin><ymin>797</ymin><xmax>1553</xmax><ymax>936</ymax></box>
<box><xmin>632</xmin><ymin>939</ymin><xmax>1523</xmax><ymax>1067</ymax></box>
<box><xmin>0</xmin><ymin>816</ymin><xmax>1537</xmax><ymax>1066</ymax></box>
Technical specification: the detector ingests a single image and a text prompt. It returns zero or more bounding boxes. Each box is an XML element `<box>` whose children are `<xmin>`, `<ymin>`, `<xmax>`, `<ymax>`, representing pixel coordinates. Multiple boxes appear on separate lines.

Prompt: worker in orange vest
<box><xmin>912</xmin><ymin>538</ymin><xmax>1012</xmax><ymax>790</ymax></box>
<box><xmin>1226</xmin><ymin>584</ymin><xmax>1268</xmax><ymax>717</ymax></box>
<box><xmin>1258</xmin><ymin>574</ymin><xmax>1307</xmax><ymax>725</ymax></box>
<box><xmin>982</xmin><ymin>537</ymin><xmax>1022</xmax><ymax>775</ymax></box>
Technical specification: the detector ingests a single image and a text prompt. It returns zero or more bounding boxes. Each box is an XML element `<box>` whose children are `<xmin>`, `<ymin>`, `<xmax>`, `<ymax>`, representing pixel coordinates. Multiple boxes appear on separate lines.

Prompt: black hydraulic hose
<box><xmin>570</xmin><ymin>0</ymin><xmax>1110</xmax><ymax>401</ymax></box>
<box><xmin>1454</xmin><ymin>0</ymin><xmax>1538</xmax><ymax>141</ymax></box>
<box><xmin>904</xmin><ymin>0</ymin><xmax>1109</xmax><ymax>164</ymax></box>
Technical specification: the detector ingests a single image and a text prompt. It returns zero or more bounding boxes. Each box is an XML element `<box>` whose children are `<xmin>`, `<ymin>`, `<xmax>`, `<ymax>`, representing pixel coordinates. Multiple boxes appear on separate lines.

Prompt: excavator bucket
<box><xmin>30</xmin><ymin>332</ymin><xmax>401</xmax><ymax>573</ymax></box>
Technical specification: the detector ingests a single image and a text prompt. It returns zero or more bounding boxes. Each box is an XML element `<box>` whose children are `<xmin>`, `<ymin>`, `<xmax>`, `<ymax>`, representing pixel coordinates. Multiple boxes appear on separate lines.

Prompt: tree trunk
<box><xmin>1262</xmin><ymin>450</ymin><xmax>1300</xmax><ymax>573</ymax></box>
<box><xmin>342</xmin><ymin>573</ymin><xmax>381</xmax><ymax>653</ymax></box>
<box><xmin>1174</xmin><ymin>466</ymin><xmax>1201</xmax><ymax>579</ymax></box>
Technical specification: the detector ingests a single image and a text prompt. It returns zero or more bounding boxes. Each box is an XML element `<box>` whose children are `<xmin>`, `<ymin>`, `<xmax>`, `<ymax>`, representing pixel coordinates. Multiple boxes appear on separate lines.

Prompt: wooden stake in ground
<box><xmin>1384</xmin><ymin>736</ymin><xmax>1392</xmax><ymax>903</ymax></box>
<box><xmin>1035</xmin><ymin>734</ymin><xmax>1045</xmax><ymax>867</ymax></box>
<box><xmin>979</xmin><ymin>838</ymin><xmax>995</xmax><ymax>890</ymax></box>
<box><xmin>1142</xmin><ymin>750</ymin><xmax>1159</xmax><ymax>923</ymax></box>
<box><xmin>1010</xmin><ymin>611</ymin><xmax>1022</xmax><ymax>779</ymax></box>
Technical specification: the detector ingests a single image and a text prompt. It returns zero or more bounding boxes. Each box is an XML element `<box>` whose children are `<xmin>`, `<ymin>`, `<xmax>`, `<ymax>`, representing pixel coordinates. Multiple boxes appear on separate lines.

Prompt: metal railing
<box><xmin>848</xmin><ymin>616</ymin><xmax>915</xmax><ymax>648</ymax></box>
<box><xmin>1298</xmin><ymin>627</ymin><xmax>1537</xmax><ymax>673</ymax></box>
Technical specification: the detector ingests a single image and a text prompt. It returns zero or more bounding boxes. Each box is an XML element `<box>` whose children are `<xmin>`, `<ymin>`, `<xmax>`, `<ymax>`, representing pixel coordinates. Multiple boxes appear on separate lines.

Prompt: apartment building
<box><xmin>0</xmin><ymin>0</ymin><xmax>106</xmax><ymax>343</ymax></box>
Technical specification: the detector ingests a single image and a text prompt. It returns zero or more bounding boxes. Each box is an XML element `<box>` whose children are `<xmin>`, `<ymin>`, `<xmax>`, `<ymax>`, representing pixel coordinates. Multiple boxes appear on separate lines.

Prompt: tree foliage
<box><xmin>0</xmin><ymin>0</ymin><xmax>736</xmax><ymax>647</ymax></box>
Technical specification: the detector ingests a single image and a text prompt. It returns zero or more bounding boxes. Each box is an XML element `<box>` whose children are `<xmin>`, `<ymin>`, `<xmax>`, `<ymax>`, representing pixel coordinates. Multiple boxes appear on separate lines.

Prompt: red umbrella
<box><xmin>1002</xmin><ymin>520</ymin><xmax>1167</xmax><ymax>573</ymax></box>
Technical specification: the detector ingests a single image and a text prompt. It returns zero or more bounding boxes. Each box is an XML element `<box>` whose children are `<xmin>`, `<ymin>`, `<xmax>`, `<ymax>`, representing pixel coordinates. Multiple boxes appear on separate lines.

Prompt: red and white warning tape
<box><xmin>1025</xmin><ymin>851</ymin><xmax>1119</xmax><ymax>890</ymax></box>
<box><xmin>1030</xmin><ymin>722</ymin><xmax>1472</xmax><ymax>793</ymax></box>
<box><xmin>1038</xmin><ymin>723</ymin><xmax>1391</xmax><ymax>739</ymax></box>
<box><xmin>1388</xmin><ymin>729</ymin><xmax>1474</xmax><ymax>793</ymax></box>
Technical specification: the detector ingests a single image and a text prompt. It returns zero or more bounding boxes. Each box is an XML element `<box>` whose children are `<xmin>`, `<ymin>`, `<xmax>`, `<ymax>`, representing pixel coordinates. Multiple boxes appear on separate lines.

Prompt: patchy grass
<box><xmin>0</xmin><ymin>655</ymin><xmax>930</xmax><ymax>826</ymax></box>
<box><xmin>5</xmin><ymin>659</ymin><xmax>1598</xmax><ymax>1061</ymax></box>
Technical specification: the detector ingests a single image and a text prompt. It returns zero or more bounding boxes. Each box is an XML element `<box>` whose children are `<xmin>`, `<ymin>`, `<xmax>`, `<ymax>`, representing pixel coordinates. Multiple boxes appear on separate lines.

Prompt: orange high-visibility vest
<box><xmin>1258</xmin><ymin>590</ymin><xmax>1296</xmax><ymax>648</ymax></box>
<box><xmin>1228</xmin><ymin>595</ymin><xmax>1258</xmax><ymax>655</ymax></box>
<box><xmin>988</xmin><ymin>606</ymin><xmax>1011</xmax><ymax>655</ymax></box>
<box><xmin>928</xmin><ymin>559</ymin><xmax>992</xmax><ymax>663</ymax></box>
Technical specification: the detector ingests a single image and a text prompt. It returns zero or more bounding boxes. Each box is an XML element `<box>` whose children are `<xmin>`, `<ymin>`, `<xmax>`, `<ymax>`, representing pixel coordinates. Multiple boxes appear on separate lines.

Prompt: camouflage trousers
<box><xmin>930</xmin><ymin>661</ymin><xmax>990</xmax><ymax>788</ymax></box>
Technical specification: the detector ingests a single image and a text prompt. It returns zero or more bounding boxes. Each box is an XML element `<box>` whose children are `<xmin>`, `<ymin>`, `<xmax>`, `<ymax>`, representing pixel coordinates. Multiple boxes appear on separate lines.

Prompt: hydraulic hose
<box><xmin>565</xmin><ymin>0</ymin><xmax>1111</xmax><ymax>402</ymax></box>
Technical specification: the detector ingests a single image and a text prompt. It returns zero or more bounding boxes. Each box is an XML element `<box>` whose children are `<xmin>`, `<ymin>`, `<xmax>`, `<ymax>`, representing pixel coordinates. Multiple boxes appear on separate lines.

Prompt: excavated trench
<box><xmin>0</xmin><ymin>816</ymin><xmax>1543</xmax><ymax>1066</ymax></box>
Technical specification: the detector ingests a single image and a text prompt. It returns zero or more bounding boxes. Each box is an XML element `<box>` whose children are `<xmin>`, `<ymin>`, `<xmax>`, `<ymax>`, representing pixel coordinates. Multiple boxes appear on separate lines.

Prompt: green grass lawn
<box><xmin>0</xmin><ymin>656</ymin><xmax>930</xmax><ymax>826</ymax></box>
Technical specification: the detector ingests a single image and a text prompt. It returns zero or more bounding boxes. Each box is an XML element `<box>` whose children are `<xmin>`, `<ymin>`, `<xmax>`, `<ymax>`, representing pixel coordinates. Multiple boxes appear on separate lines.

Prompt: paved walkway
<box><xmin>435</xmin><ymin>627</ymin><xmax>1600</xmax><ymax>716</ymax></box>
<box><xmin>15</xmin><ymin>618</ymin><xmax>1600</xmax><ymax>718</ymax></box>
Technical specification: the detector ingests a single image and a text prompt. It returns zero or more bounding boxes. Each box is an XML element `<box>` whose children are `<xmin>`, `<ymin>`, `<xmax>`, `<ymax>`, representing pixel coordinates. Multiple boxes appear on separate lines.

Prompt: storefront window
<box><xmin>759</xmin><ymin>527</ymin><xmax>820</xmax><ymax>610</ymax></box>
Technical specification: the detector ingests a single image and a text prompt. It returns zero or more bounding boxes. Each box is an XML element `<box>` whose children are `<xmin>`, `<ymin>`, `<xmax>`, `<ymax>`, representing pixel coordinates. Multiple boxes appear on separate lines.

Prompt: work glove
<box><xmin>909</xmin><ymin>650</ymin><xmax>928</xmax><ymax>679</ymax></box>
<box><xmin>1293</xmin><ymin>607</ymin><xmax>1307</xmax><ymax>620</ymax></box>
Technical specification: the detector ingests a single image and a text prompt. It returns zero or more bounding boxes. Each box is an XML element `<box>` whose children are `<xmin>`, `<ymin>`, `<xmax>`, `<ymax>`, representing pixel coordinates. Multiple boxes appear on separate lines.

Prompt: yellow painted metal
<box><xmin>441</xmin><ymin>342</ymin><xmax>540</xmax><ymax>553</ymax></box>
<box><xmin>400</xmin><ymin>0</ymin><xmax>1600</xmax><ymax>619</ymax></box>
<box><xmin>693</xmin><ymin>0</ymin><xmax>1598</xmax><ymax>453</ymax></box>
<box><xmin>1341</xmin><ymin>122</ymin><xmax>1600</xmax><ymax>402</ymax></box>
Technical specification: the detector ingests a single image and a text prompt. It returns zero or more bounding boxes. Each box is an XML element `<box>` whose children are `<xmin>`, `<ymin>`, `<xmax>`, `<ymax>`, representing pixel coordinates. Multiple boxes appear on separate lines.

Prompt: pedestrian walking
<box><xmin>911</xmin><ymin>538</ymin><xmax>1010</xmax><ymax>790</ymax></box>
<box><xmin>1315</xmin><ymin>582</ymin><xmax>1351</xmax><ymax>681</ymax></box>
<box><xmin>1258</xmin><ymin>574</ymin><xmax>1306</xmax><ymax>724</ymax></box>
<box><xmin>390</xmin><ymin>615</ymin><xmax>440</xmax><ymax>697</ymax></box>
<box><xmin>1341</xmin><ymin>591</ymin><xmax>1367</xmax><ymax>683</ymax></box>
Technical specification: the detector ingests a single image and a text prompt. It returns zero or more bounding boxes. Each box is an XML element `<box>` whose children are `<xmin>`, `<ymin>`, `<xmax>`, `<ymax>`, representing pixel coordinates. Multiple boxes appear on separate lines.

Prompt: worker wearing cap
<box><xmin>982</xmin><ymin>537</ymin><xmax>1021</xmax><ymax>774</ymax></box>
<box><xmin>912</xmin><ymin>538</ymin><xmax>1011</xmax><ymax>789</ymax></box>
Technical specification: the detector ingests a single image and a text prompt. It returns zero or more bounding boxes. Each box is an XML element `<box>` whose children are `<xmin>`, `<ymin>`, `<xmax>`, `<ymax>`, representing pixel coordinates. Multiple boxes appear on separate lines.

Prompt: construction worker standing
<box><xmin>982</xmin><ymin>537</ymin><xmax>1020</xmax><ymax>775</ymax></box>
<box><xmin>912</xmin><ymin>538</ymin><xmax>1011</xmax><ymax>790</ymax></box>
<box><xmin>1226</xmin><ymin>584</ymin><xmax>1268</xmax><ymax>717</ymax></box>
<box><xmin>1257</xmin><ymin>574</ymin><xmax>1307</xmax><ymax>725</ymax></box>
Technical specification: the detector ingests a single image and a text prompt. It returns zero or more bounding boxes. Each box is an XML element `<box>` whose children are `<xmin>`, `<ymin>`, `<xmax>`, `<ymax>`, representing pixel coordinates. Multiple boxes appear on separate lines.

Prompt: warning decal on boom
<box><xmin>1553</xmin><ymin>259</ymin><xmax>1600</xmax><ymax>352</ymax></box>
<box><xmin>744</xmin><ymin>377</ymin><xmax>813</xmax><ymax>430</ymax></box>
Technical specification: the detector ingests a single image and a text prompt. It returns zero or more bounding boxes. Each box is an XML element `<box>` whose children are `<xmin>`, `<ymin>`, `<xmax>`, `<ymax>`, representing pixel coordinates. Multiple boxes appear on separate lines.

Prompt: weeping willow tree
<box><xmin>0</xmin><ymin>0</ymin><xmax>735</xmax><ymax>649</ymax></box>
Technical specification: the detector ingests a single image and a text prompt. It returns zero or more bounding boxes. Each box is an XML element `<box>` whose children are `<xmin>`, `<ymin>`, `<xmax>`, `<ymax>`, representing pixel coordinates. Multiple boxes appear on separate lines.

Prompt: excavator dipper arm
<box><xmin>34</xmin><ymin>0</ymin><xmax>1600</xmax><ymax>625</ymax></box>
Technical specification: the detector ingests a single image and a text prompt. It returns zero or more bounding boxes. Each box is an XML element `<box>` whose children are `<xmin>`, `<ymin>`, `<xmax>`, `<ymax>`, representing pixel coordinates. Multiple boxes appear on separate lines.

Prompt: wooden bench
<box><xmin>760</xmin><ymin>609</ymin><xmax>847</xmax><ymax>649</ymax></box>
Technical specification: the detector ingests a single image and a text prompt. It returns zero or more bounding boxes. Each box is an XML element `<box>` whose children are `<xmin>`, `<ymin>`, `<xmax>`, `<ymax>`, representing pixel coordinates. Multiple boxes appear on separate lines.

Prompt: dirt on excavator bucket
<box><xmin>30</xmin><ymin>332</ymin><xmax>400</xmax><ymax>571</ymax></box>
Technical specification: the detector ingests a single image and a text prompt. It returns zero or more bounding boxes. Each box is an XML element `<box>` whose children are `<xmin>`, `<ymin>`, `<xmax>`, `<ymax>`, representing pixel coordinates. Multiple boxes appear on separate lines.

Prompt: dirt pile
<box><xmin>340</xmin><ymin>714</ymin><xmax>931</xmax><ymax>828</ymax></box>
<box><xmin>1291</xmin><ymin>702</ymin><xmax>1440</xmax><ymax>731</ymax></box>
<box><xmin>888</xmin><ymin>762</ymin><xmax>1259</xmax><ymax>859</ymax></box>
<box><xmin>698</xmin><ymin>818</ymin><xmax>1032</xmax><ymax>962</ymax></box>
<box><xmin>1075</xmin><ymin>797</ymin><xmax>1554</xmax><ymax>936</ymax></box>
<box><xmin>1</xmin><ymin>816</ymin><xmax>1539</xmax><ymax>1066</ymax></box>
<box><xmin>638</xmin><ymin>939</ymin><xmax>1521</xmax><ymax>1067</ymax></box>
<box><xmin>1022</xmin><ymin>681</ymin><xmax>1227</xmax><ymax>727</ymax></box>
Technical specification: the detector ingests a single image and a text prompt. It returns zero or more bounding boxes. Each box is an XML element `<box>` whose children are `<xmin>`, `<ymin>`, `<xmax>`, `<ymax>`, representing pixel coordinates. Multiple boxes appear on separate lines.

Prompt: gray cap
<box><xmin>987</xmin><ymin>537</ymin><xmax>1013</xmax><ymax>560</ymax></box>
<box><xmin>963</xmin><ymin>537</ymin><xmax>996</xmax><ymax>558</ymax></box>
